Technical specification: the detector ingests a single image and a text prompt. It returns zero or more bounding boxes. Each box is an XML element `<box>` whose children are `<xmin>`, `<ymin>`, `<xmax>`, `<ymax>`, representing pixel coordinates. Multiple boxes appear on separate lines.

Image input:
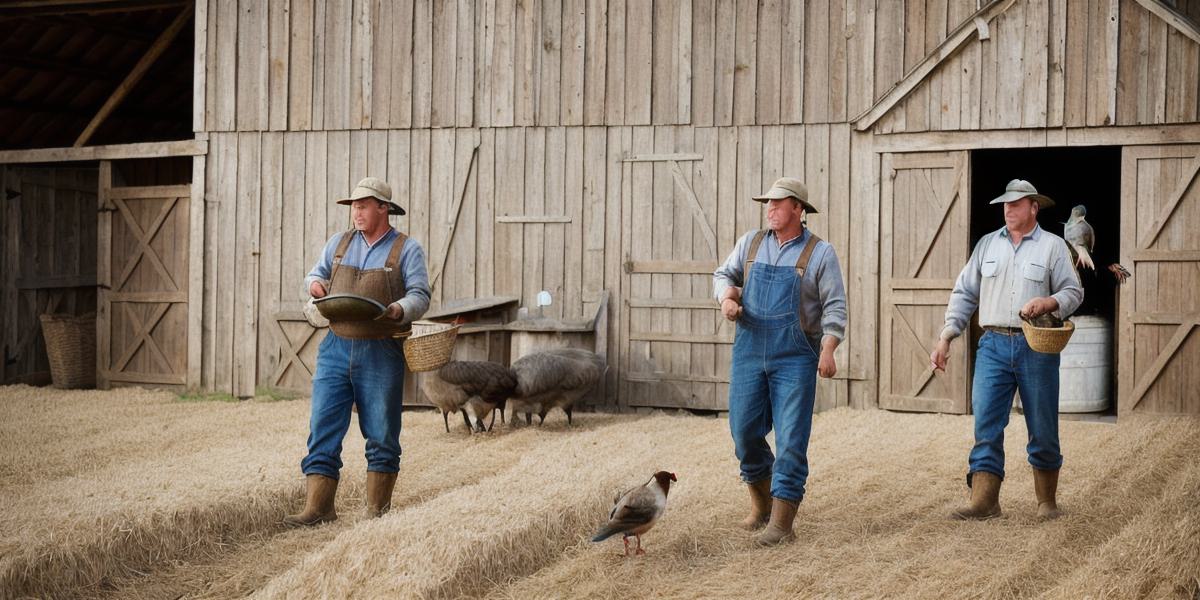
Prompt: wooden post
<box><xmin>96</xmin><ymin>162</ymin><xmax>112</xmax><ymax>389</ymax></box>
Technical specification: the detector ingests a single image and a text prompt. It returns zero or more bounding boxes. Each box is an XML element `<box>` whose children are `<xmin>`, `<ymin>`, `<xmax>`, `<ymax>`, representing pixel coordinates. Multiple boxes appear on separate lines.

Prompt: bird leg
<box><xmin>442</xmin><ymin>411</ymin><xmax>450</xmax><ymax>433</ymax></box>
<box><xmin>622</xmin><ymin>536</ymin><xmax>631</xmax><ymax>557</ymax></box>
<box><xmin>461</xmin><ymin>410</ymin><xmax>473</xmax><ymax>433</ymax></box>
<box><xmin>565</xmin><ymin>406</ymin><xmax>573</xmax><ymax>426</ymax></box>
<box><xmin>635</xmin><ymin>534</ymin><xmax>645</xmax><ymax>555</ymax></box>
<box><xmin>487</xmin><ymin>407</ymin><xmax>497</xmax><ymax>431</ymax></box>
<box><xmin>524</xmin><ymin>411</ymin><xmax>532</xmax><ymax>426</ymax></box>
<box><xmin>538</xmin><ymin>409</ymin><xmax>547</xmax><ymax>425</ymax></box>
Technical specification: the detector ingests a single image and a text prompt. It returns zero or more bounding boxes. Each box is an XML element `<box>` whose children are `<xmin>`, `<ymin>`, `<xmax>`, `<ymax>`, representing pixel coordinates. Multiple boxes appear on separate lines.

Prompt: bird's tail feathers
<box><xmin>591</xmin><ymin>526</ymin><xmax>621</xmax><ymax>542</ymax></box>
<box><xmin>1075</xmin><ymin>245</ymin><xmax>1095</xmax><ymax>270</ymax></box>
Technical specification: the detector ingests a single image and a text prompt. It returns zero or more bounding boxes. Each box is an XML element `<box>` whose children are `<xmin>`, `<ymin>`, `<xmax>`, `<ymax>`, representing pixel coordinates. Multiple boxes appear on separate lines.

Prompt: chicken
<box><xmin>592</xmin><ymin>471</ymin><xmax>677</xmax><ymax>556</ymax></box>
<box><xmin>1063</xmin><ymin>205</ymin><xmax>1096</xmax><ymax>271</ymax></box>
<box><xmin>508</xmin><ymin>348</ymin><xmax>606</xmax><ymax>426</ymax></box>
<box><xmin>422</xmin><ymin>361</ymin><xmax>516</xmax><ymax>433</ymax></box>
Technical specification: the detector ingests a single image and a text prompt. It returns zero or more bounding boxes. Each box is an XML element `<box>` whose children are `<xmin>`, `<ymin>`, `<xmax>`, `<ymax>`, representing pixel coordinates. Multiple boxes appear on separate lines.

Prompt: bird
<box><xmin>422</xmin><ymin>361</ymin><xmax>516</xmax><ymax>433</ymax></box>
<box><xmin>509</xmin><ymin>347</ymin><xmax>607</xmax><ymax>426</ymax></box>
<box><xmin>591</xmin><ymin>471</ymin><xmax>677</xmax><ymax>556</ymax></box>
<box><xmin>1063</xmin><ymin>205</ymin><xmax>1096</xmax><ymax>271</ymax></box>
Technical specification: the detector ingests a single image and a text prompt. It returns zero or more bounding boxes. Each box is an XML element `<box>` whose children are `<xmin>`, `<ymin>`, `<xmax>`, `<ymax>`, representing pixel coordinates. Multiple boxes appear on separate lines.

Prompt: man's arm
<box><xmin>931</xmin><ymin>238</ymin><xmax>986</xmax><ymax>371</ymax></box>
<box><xmin>1048</xmin><ymin>240</ymin><xmax>1084</xmax><ymax>318</ymax></box>
<box><xmin>389</xmin><ymin>243</ymin><xmax>431</xmax><ymax>324</ymax></box>
<box><xmin>304</xmin><ymin>235</ymin><xmax>341</xmax><ymax>298</ymax></box>
<box><xmin>815</xmin><ymin>247</ymin><xmax>847</xmax><ymax>378</ymax></box>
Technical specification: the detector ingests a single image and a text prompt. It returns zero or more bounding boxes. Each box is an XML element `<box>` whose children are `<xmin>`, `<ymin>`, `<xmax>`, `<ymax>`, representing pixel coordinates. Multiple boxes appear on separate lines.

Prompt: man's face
<box><xmin>351</xmin><ymin>198</ymin><xmax>389</xmax><ymax>231</ymax></box>
<box><xmin>1003</xmin><ymin>197</ymin><xmax>1038</xmax><ymax>230</ymax></box>
<box><xmin>766</xmin><ymin>198</ymin><xmax>804</xmax><ymax>232</ymax></box>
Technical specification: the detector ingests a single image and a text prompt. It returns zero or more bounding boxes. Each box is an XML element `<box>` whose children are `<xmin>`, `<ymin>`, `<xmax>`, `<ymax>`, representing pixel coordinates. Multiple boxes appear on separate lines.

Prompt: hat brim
<box><xmin>336</xmin><ymin>197</ymin><xmax>407</xmax><ymax>215</ymax></box>
<box><xmin>751</xmin><ymin>191</ymin><xmax>819</xmax><ymax>214</ymax></box>
<box><xmin>989</xmin><ymin>191</ymin><xmax>1054</xmax><ymax>208</ymax></box>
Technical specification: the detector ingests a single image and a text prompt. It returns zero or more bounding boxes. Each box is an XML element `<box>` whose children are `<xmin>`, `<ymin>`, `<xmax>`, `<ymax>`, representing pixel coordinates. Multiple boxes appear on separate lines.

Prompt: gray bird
<box><xmin>1063</xmin><ymin>205</ymin><xmax>1096</xmax><ymax>271</ymax></box>
<box><xmin>509</xmin><ymin>348</ymin><xmax>607</xmax><ymax>426</ymax></box>
<box><xmin>591</xmin><ymin>471</ymin><xmax>676</xmax><ymax>556</ymax></box>
<box><xmin>424</xmin><ymin>361</ymin><xmax>516</xmax><ymax>433</ymax></box>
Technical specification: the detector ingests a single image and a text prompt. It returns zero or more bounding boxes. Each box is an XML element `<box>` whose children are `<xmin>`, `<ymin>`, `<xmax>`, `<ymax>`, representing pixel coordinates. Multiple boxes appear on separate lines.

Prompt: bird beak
<box><xmin>670</xmin><ymin>472</ymin><xmax>677</xmax><ymax>482</ymax></box>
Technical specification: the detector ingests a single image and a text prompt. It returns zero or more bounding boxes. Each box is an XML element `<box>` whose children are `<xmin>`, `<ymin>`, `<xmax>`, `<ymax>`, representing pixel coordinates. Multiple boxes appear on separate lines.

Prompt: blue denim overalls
<box><xmin>728</xmin><ymin>231</ymin><xmax>822</xmax><ymax>504</ymax></box>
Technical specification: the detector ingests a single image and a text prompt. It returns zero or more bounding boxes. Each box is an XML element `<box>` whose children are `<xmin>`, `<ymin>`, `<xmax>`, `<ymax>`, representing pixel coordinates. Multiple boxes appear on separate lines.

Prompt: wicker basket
<box><xmin>39</xmin><ymin>313</ymin><xmax>97</xmax><ymax>389</ymax></box>
<box><xmin>1021</xmin><ymin>318</ymin><xmax>1075</xmax><ymax>354</ymax></box>
<box><xmin>403</xmin><ymin>324</ymin><xmax>460</xmax><ymax>372</ymax></box>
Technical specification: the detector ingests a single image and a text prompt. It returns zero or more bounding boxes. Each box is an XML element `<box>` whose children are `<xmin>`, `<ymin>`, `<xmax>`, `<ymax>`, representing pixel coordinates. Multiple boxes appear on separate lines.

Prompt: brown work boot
<box><xmin>755</xmin><ymin>497</ymin><xmax>798</xmax><ymax>546</ymax></box>
<box><xmin>363</xmin><ymin>471</ymin><xmax>398</xmax><ymax>518</ymax></box>
<box><xmin>1033</xmin><ymin>468</ymin><xmax>1062</xmax><ymax>520</ymax></box>
<box><xmin>742</xmin><ymin>478</ymin><xmax>773</xmax><ymax>530</ymax></box>
<box><xmin>951</xmin><ymin>471</ymin><xmax>1002</xmax><ymax>520</ymax></box>
<box><xmin>283</xmin><ymin>474</ymin><xmax>338</xmax><ymax>527</ymax></box>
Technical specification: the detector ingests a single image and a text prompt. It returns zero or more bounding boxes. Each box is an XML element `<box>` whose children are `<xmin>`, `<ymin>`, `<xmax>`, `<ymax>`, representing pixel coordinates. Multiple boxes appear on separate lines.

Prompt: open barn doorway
<box><xmin>970</xmin><ymin>147</ymin><xmax>1122</xmax><ymax>419</ymax></box>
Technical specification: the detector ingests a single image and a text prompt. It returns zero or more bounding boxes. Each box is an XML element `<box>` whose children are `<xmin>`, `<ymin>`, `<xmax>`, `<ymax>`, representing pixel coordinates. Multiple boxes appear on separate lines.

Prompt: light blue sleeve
<box><xmin>394</xmin><ymin>241</ymin><xmax>431</xmax><ymax>325</ymax></box>
<box><xmin>940</xmin><ymin>237</ymin><xmax>986</xmax><ymax>341</ymax></box>
<box><xmin>815</xmin><ymin>245</ymin><xmax>848</xmax><ymax>341</ymax></box>
<box><xmin>713</xmin><ymin>230</ymin><xmax>757</xmax><ymax>302</ymax></box>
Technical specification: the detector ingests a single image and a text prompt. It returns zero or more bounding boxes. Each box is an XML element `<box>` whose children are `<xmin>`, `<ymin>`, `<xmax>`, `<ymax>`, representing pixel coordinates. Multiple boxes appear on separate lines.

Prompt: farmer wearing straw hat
<box><xmin>930</xmin><ymin>179</ymin><xmax>1082</xmax><ymax>521</ymax></box>
<box><xmin>713</xmin><ymin>177</ymin><xmax>848</xmax><ymax>546</ymax></box>
<box><xmin>284</xmin><ymin>177</ymin><xmax>431</xmax><ymax>527</ymax></box>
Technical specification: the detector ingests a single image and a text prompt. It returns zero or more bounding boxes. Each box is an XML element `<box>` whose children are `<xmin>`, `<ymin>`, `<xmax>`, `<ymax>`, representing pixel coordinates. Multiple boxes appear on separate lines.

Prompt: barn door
<box><xmin>619</xmin><ymin>135</ymin><xmax>728</xmax><ymax>411</ymax></box>
<box><xmin>879</xmin><ymin>152</ymin><xmax>971</xmax><ymax>413</ymax></box>
<box><xmin>96</xmin><ymin>162</ymin><xmax>190</xmax><ymax>388</ymax></box>
<box><xmin>1119</xmin><ymin>145</ymin><xmax>1200</xmax><ymax>415</ymax></box>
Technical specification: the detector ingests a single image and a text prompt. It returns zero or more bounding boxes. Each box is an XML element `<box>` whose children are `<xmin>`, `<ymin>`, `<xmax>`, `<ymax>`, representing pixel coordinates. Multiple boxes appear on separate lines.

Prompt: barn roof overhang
<box><xmin>852</xmin><ymin>0</ymin><xmax>1200</xmax><ymax>133</ymax></box>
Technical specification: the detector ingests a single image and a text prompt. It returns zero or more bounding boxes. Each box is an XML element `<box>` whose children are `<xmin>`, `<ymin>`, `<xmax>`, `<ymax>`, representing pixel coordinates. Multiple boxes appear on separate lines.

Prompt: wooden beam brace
<box><xmin>1132</xmin><ymin>0</ymin><xmax>1200</xmax><ymax>45</ymax></box>
<box><xmin>852</xmin><ymin>0</ymin><xmax>1018</xmax><ymax>132</ymax></box>
<box><xmin>1142</xmin><ymin>153</ymin><xmax>1200</xmax><ymax>249</ymax></box>
<box><xmin>74</xmin><ymin>4</ymin><xmax>191</xmax><ymax>147</ymax></box>
<box><xmin>0</xmin><ymin>139</ymin><xmax>206</xmax><ymax>164</ymax></box>
<box><xmin>1129</xmin><ymin>319</ymin><xmax>1199</xmax><ymax>410</ymax></box>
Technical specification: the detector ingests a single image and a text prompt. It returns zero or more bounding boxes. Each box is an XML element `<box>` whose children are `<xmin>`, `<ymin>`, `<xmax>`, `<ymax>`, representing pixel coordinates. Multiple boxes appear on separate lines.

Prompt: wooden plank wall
<box><xmin>201</xmin><ymin>125</ymin><xmax>878</xmax><ymax>412</ymax></box>
<box><xmin>199</xmin><ymin>0</ymin><xmax>909</xmax><ymax>132</ymax></box>
<box><xmin>880</xmin><ymin>0</ymin><xmax>1200</xmax><ymax>133</ymax></box>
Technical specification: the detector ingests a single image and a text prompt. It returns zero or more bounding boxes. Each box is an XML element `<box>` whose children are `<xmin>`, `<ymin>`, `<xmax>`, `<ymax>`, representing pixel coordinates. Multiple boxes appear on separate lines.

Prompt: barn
<box><xmin>3</xmin><ymin>0</ymin><xmax>1199</xmax><ymax>419</ymax></box>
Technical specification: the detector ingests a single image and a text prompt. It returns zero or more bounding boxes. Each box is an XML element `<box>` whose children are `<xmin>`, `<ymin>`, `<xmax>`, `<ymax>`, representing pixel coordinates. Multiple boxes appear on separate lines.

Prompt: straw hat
<box><xmin>337</xmin><ymin>177</ymin><xmax>406</xmax><ymax>215</ymax></box>
<box><xmin>752</xmin><ymin>177</ymin><xmax>819</xmax><ymax>214</ymax></box>
<box><xmin>990</xmin><ymin>179</ymin><xmax>1055</xmax><ymax>208</ymax></box>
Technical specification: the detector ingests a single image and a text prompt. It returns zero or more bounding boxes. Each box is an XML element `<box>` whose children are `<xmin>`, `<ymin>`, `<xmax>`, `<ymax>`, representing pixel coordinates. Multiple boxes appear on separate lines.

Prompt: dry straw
<box><xmin>2</xmin><ymin>386</ymin><xmax>1198</xmax><ymax>599</ymax></box>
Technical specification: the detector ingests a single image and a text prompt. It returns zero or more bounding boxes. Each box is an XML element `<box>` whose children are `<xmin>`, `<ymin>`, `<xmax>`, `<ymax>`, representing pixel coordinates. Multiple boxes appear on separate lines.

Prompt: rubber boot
<box><xmin>363</xmin><ymin>471</ymin><xmax>398</xmax><ymax>518</ymax></box>
<box><xmin>283</xmin><ymin>474</ymin><xmax>338</xmax><ymax>527</ymax></box>
<box><xmin>951</xmin><ymin>471</ymin><xmax>1002</xmax><ymax>520</ymax></box>
<box><xmin>755</xmin><ymin>498</ymin><xmax>798</xmax><ymax>546</ymax></box>
<box><xmin>1033</xmin><ymin>468</ymin><xmax>1062</xmax><ymax>520</ymax></box>
<box><xmin>742</xmin><ymin>478</ymin><xmax>772</xmax><ymax>530</ymax></box>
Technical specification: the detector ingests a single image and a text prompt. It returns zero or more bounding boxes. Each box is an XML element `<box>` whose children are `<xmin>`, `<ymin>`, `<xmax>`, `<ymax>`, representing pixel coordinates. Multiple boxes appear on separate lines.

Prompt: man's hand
<box><xmin>720</xmin><ymin>298</ymin><xmax>743</xmax><ymax>321</ymax></box>
<box><xmin>309</xmin><ymin>280</ymin><xmax>327</xmax><ymax>299</ymax></box>
<box><xmin>818</xmin><ymin>349</ymin><xmax>837</xmax><ymax>378</ymax></box>
<box><xmin>720</xmin><ymin>287</ymin><xmax>743</xmax><ymax>321</ymax></box>
<box><xmin>930</xmin><ymin>338</ymin><xmax>951</xmax><ymax>372</ymax></box>
<box><xmin>1020</xmin><ymin>296</ymin><xmax>1059</xmax><ymax>320</ymax></box>
<box><xmin>384</xmin><ymin>303</ymin><xmax>404</xmax><ymax>321</ymax></box>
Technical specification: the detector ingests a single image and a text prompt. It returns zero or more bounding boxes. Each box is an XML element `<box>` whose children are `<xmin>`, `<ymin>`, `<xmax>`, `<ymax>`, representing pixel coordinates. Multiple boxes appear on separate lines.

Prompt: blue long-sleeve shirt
<box><xmin>305</xmin><ymin>228</ymin><xmax>431</xmax><ymax>325</ymax></box>
<box><xmin>713</xmin><ymin>228</ymin><xmax>848</xmax><ymax>341</ymax></box>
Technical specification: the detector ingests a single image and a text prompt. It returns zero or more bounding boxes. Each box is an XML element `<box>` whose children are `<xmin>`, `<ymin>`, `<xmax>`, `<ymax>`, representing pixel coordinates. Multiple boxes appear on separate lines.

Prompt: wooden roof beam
<box><xmin>73</xmin><ymin>4</ymin><xmax>190</xmax><ymax>147</ymax></box>
<box><xmin>852</xmin><ymin>0</ymin><xmax>1018</xmax><ymax>132</ymax></box>
<box><xmin>0</xmin><ymin>51</ymin><xmax>122</xmax><ymax>82</ymax></box>
<box><xmin>1132</xmin><ymin>0</ymin><xmax>1200</xmax><ymax>45</ymax></box>
<box><xmin>0</xmin><ymin>0</ymin><xmax>187</xmax><ymax>20</ymax></box>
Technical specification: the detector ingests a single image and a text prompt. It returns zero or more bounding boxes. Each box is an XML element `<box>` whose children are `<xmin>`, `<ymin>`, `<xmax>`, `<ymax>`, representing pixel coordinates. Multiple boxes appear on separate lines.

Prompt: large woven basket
<box><xmin>403</xmin><ymin>324</ymin><xmax>460</xmax><ymax>372</ymax></box>
<box><xmin>39</xmin><ymin>313</ymin><xmax>97</xmax><ymax>389</ymax></box>
<box><xmin>1021</xmin><ymin>318</ymin><xmax>1075</xmax><ymax>354</ymax></box>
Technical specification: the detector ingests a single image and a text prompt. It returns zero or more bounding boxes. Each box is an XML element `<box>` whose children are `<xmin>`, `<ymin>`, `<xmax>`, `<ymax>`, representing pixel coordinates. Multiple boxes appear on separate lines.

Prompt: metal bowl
<box><xmin>313</xmin><ymin>293</ymin><xmax>387</xmax><ymax>321</ymax></box>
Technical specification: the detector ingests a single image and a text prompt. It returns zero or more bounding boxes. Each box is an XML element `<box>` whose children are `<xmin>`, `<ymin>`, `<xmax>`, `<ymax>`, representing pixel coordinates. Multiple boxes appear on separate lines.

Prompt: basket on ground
<box><xmin>39</xmin><ymin>313</ymin><xmax>97</xmax><ymax>389</ymax></box>
<box><xmin>1021</xmin><ymin>317</ymin><xmax>1075</xmax><ymax>354</ymax></box>
<box><xmin>403</xmin><ymin>324</ymin><xmax>460</xmax><ymax>372</ymax></box>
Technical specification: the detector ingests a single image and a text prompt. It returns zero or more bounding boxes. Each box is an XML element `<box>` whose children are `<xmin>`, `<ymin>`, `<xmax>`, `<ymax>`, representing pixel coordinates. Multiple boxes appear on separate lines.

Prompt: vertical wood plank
<box><xmin>780</xmin><ymin>0</ymin><xmax>805</xmax><ymax>124</ymax></box>
<box><xmin>827</xmin><ymin>0</ymin><xmax>848</xmax><ymax>123</ymax></box>
<box><xmin>385</xmin><ymin>130</ymin><xmax>411</xmax><ymax>234</ymax></box>
<box><xmin>523</xmin><ymin>128</ymin><xmax>547</xmax><ymax>309</ymax></box>
<box><xmin>692</xmin><ymin>0</ymin><xmax>716</xmax><ymax>126</ymax></box>
<box><xmin>187</xmin><ymin>153</ymin><xmax>206</xmax><ymax>389</ymax></box>
<box><xmin>96</xmin><ymin>162</ymin><xmax>111</xmax><ymax>388</ymax></box>
<box><xmin>370</xmin><ymin>0</ymin><xmax>393</xmax><ymax>129</ymax></box>
<box><xmin>234</xmin><ymin>132</ymin><xmax>261</xmax><ymax>397</ymax></box>
<box><xmin>1023</xmin><ymin>0</ymin><xmax>1049</xmax><ymax>128</ymax></box>
<box><xmin>494</xmin><ymin>127</ymin><xmax>525</xmax><ymax>298</ymax></box>
<box><xmin>652</xmin><ymin>0</ymin><xmax>680</xmax><ymax>125</ymax></box>
<box><xmin>845</xmin><ymin>0</ymin><xmax>874</xmax><ymax>120</ymax></box>
<box><xmin>625</xmin><ymin>0</ymin><xmax>653</xmax><ymax>124</ymax></box>
<box><xmin>582</xmin><ymin>126</ymin><xmax>607</xmax><ymax>314</ymax></box>
<box><xmin>289</xmin><ymin>0</ymin><xmax>314</xmax><ymax>131</ymax></box>
<box><xmin>491</xmin><ymin>0</ymin><xmax>515</xmax><ymax>126</ymax></box>
<box><xmin>456</xmin><ymin>0</ymin><xmax>475</xmax><ymax>126</ymax></box>
<box><xmin>391</xmin><ymin>0</ymin><xmax>415</xmax><ymax>128</ymax></box>
<box><xmin>605</xmin><ymin>127</ymin><xmax>626</xmax><ymax>406</ymax></box>
<box><xmin>194</xmin><ymin>0</ymin><xmax>209</xmax><ymax>132</ymax></box>
<box><xmin>513</xmin><ymin>0</ymin><xmax>540</xmax><ymax>126</ymax></box>
<box><xmin>257</xmin><ymin>133</ymin><xmax>283</xmax><ymax>383</ymax></box>
<box><xmin>583</xmin><ymin>0</ymin><xmax>608</xmax><ymax>125</ymax></box>
<box><xmin>713</xmin><ymin>0</ymin><xmax>737</xmax><ymax>126</ymax></box>
<box><xmin>564</xmin><ymin>127</ymin><xmax>586</xmax><ymax>317</ymax></box>
<box><xmin>1047</xmin><ymin>0</ymin><xmax>1067</xmax><ymax>127</ymax></box>
<box><xmin>538</xmin><ymin>0</ymin><xmax>562</xmax><ymax>126</ymax></box>
<box><xmin>604</xmin><ymin>0</ymin><xmax>626</xmax><ymax>125</ymax></box>
<box><xmin>310</xmin><ymin>0</ymin><xmax>326</xmax><ymax>129</ymax></box>
<box><xmin>412</xmin><ymin>0</ymin><xmax>434</xmax><ymax>127</ymax></box>
<box><xmin>350</xmin><ymin>0</ymin><xmax>372</xmax><ymax>128</ymax></box>
<box><xmin>733</xmin><ymin>0</ymin><xmax>758</xmax><ymax>125</ymax></box>
<box><xmin>323</xmin><ymin>0</ymin><xmax>351</xmax><ymax>129</ymax></box>
<box><xmin>475</xmin><ymin>128</ymin><xmax>495</xmax><ymax>296</ymax></box>
<box><xmin>431</xmin><ymin>0</ymin><xmax>457</xmax><ymax>127</ymax></box>
<box><xmin>214</xmin><ymin>0</ymin><xmax>238</xmax><ymax>130</ymax></box>
<box><xmin>756</xmin><ymin>0</ymin><xmax>782</xmax><ymax>125</ymax></box>
<box><xmin>544</xmin><ymin>128</ymin><xmax>568</xmax><ymax>317</ymax></box>
<box><xmin>562</xmin><ymin>0</ymin><xmax>586</xmax><ymax>125</ymax></box>
<box><xmin>474</xmin><ymin>0</ymin><xmax>494</xmax><ymax>128</ymax></box>
<box><xmin>267</xmin><ymin>0</ymin><xmax>289</xmax><ymax>131</ymax></box>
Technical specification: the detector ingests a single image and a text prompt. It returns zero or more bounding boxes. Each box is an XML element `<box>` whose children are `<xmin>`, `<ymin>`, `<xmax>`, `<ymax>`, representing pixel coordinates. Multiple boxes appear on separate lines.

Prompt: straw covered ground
<box><xmin>1</xmin><ymin>384</ymin><xmax>1198</xmax><ymax>599</ymax></box>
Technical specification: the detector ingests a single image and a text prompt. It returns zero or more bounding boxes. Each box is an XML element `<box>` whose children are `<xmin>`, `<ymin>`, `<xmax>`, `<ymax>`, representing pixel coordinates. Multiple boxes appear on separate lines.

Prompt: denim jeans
<box><xmin>301</xmin><ymin>333</ymin><xmax>406</xmax><ymax>479</ymax></box>
<box><xmin>728</xmin><ymin>260</ymin><xmax>820</xmax><ymax>504</ymax></box>
<box><xmin>969</xmin><ymin>331</ymin><xmax>1063</xmax><ymax>480</ymax></box>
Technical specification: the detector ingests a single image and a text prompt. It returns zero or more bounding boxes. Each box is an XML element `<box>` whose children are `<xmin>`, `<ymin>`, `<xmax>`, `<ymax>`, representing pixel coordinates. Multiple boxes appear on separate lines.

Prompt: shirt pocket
<box><xmin>1022</xmin><ymin>262</ymin><xmax>1047</xmax><ymax>283</ymax></box>
<box><xmin>981</xmin><ymin>260</ymin><xmax>999</xmax><ymax>278</ymax></box>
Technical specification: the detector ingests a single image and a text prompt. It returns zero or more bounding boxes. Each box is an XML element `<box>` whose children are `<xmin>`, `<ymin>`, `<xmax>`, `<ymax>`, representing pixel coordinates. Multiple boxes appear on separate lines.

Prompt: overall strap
<box><xmin>329</xmin><ymin>229</ymin><xmax>356</xmax><ymax>282</ymax></box>
<box><xmin>384</xmin><ymin>231</ymin><xmax>408</xmax><ymax>270</ymax></box>
<box><xmin>743</xmin><ymin>230</ymin><xmax>769</xmax><ymax>285</ymax></box>
<box><xmin>794</xmin><ymin>232</ymin><xmax>822</xmax><ymax>277</ymax></box>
